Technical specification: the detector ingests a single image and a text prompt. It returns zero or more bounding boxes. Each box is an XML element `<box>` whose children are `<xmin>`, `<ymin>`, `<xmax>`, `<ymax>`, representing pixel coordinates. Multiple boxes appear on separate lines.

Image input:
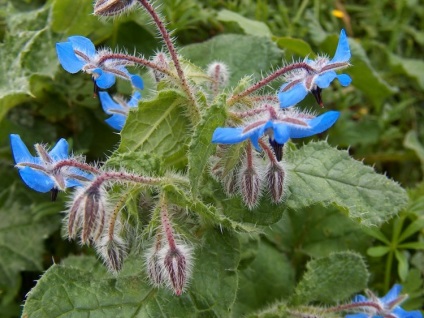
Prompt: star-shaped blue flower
<box><xmin>56</xmin><ymin>36</ymin><xmax>144</xmax><ymax>90</ymax></box>
<box><xmin>212</xmin><ymin>109</ymin><xmax>340</xmax><ymax>160</ymax></box>
<box><xmin>99</xmin><ymin>91</ymin><xmax>141</xmax><ymax>130</ymax></box>
<box><xmin>278</xmin><ymin>29</ymin><xmax>352</xmax><ymax>108</ymax></box>
<box><xmin>10</xmin><ymin>134</ymin><xmax>93</xmax><ymax>196</ymax></box>
<box><xmin>345</xmin><ymin>284</ymin><xmax>423</xmax><ymax>318</ymax></box>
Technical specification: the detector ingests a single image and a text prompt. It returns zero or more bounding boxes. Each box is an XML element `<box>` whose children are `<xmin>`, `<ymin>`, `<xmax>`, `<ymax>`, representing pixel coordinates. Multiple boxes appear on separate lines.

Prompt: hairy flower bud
<box><xmin>206</xmin><ymin>61</ymin><xmax>230</xmax><ymax>94</ymax></box>
<box><xmin>146</xmin><ymin>234</ymin><xmax>165</xmax><ymax>287</ymax></box>
<box><xmin>93</xmin><ymin>0</ymin><xmax>137</xmax><ymax>17</ymax></box>
<box><xmin>160</xmin><ymin>243</ymin><xmax>193</xmax><ymax>296</ymax></box>
<box><xmin>67</xmin><ymin>185</ymin><xmax>108</xmax><ymax>244</ymax></box>
<box><xmin>96</xmin><ymin>234</ymin><xmax>127</xmax><ymax>273</ymax></box>
<box><xmin>240</xmin><ymin>166</ymin><xmax>262</xmax><ymax>209</ymax></box>
<box><xmin>266</xmin><ymin>161</ymin><xmax>287</xmax><ymax>203</ymax></box>
<box><xmin>150</xmin><ymin>52</ymin><xmax>170</xmax><ymax>83</ymax></box>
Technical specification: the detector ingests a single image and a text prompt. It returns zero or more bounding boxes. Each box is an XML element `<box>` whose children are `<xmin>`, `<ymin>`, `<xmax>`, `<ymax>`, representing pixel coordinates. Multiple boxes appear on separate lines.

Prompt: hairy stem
<box><xmin>227</xmin><ymin>62</ymin><xmax>315</xmax><ymax>106</ymax></box>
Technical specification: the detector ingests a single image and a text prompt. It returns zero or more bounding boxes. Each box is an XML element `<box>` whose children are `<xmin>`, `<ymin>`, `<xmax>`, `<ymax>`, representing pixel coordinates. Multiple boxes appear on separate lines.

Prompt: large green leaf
<box><xmin>290</xmin><ymin>252</ymin><xmax>369</xmax><ymax>305</ymax></box>
<box><xmin>188</xmin><ymin>94</ymin><xmax>227</xmax><ymax>195</ymax></box>
<box><xmin>233</xmin><ymin>239</ymin><xmax>295</xmax><ymax>316</ymax></box>
<box><xmin>285</xmin><ymin>141</ymin><xmax>408</xmax><ymax>226</ymax></box>
<box><xmin>0</xmin><ymin>5</ymin><xmax>60</xmax><ymax>122</ymax></box>
<box><xmin>22</xmin><ymin>229</ymin><xmax>240</xmax><ymax>317</ymax></box>
<box><xmin>118</xmin><ymin>90</ymin><xmax>192</xmax><ymax>168</ymax></box>
<box><xmin>0</xmin><ymin>183</ymin><xmax>61</xmax><ymax>296</ymax></box>
<box><xmin>180</xmin><ymin>34</ymin><xmax>283</xmax><ymax>88</ymax></box>
<box><xmin>266</xmin><ymin>205</ymin><xmax>370</xmax><ymax>258</ymax></box>
<box><xmin>217</xmin><ymin>9</ymin><xmax>271</xmax><ymax>37</ymax></box>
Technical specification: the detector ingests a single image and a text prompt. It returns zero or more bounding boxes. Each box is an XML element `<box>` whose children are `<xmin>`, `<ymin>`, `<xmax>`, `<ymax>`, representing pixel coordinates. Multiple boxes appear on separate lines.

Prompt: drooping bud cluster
<box><xmin>145</xmin><ymin>203</ymin><xmax>193</xmax><ymax>296</ymax></box>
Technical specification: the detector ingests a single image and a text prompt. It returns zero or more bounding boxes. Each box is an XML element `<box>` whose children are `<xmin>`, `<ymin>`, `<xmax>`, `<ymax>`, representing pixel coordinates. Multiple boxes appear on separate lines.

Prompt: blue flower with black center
<box><xmin>56</xmin><ymin>36</ymin><xmax>144</xmax><ymax>91</ymax></box>
<box><xmin>345</xmin><ymin>284</ymin><xmax>423</xmax><ymax>318</ymax></box>
<box><xmin>99</xmin><ymin>91</ymin><xmax>141</xmax><ymax>131</ymax></box>
<box><xmin>10</xmin><ymin>134</ymin><xmax>94</xmax><ymax>200</ymax></box>
<box><xmin>278</xmin><ymin>29</ymin><xmax>352</xmax><ymax>108</ymax></box>
<box><xmin>212</xmin><ymin>107</ymin><xmax>340</xmax><ymax>161</ymax></box>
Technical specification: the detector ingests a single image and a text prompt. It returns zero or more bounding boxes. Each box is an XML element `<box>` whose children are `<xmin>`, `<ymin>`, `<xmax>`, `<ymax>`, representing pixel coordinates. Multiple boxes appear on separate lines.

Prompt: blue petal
<box><xmin>337</xmin><ymin>74</ymin><xmax>352</xmax><ymax>86</ymax></box>
<box><xmin>106</xmin><ymin>114</ymin><xmax>127</xmax><ymax>131</ymax></box>
<box><xmin>278</xmin><ymin>82</ymin><xmax>308</xmax><ymax>108</ymax></box>
<box><xmin>212</xmin><ymin>127</ymin><xmax>247</xmax><ymax>144</ymax></box>
<box><xmin>10</xmin><ymin>134</ymin><xmax>36</xmax><ymax>164</ymax></box>
<box><xmin>392</xmin><ymin>307</ymin><xmax>423</xmax><ymax>318</ymax></box>
<box><xmin>99</xmin><ymin>91</ymin><xmax>121</xmax><ymax>114</ymax></box>
<box><xmin>68</xmin><ymin>36</ymin><xmax>96</xmax><ymax>58</ymax></box>
<box><xmin>272</xmin><ymin>123</ymin><xmax>290</xmax><ymax>145</ymax></box>
<box><xmin>128</xmin><ymin>91</ymin><xmax>142</xmax><ymax>107</ymax></box>
<box><xmin>315</xmin><ymin>71</ymin><xmax>337</xmax><ymax>89</ymax></box>
<box><xmin>288</xmin><ymin>111</ymin><xmax>340</xmax><ymax>139</ymax></box>
<box><xmin>344</xmin><ymin>314</ymin><xmax>368</xmax><ymax>318</ymax></box>
<box><xmin>94</xmin><ymin>69</ymin><xmax>116</xmax><ymax>89</ymax></box>
<box><xmin>18</xmin><ymin>167</ymin><xmax>54</xmax><ymax>193</ymax></box>
<box><xmin>49</xmin><ymin>139</ymin><xmax>69</xmax><ymax>161</ymax></box>
<box><xmin>352</xmin><ymin>294</ymin><xmax>367</xmax><ymax>303</ymax></box>
<box><xmin>381</xmin><ymin>284</ymin><xmax>402</xmax><ymax>304</ymax></box>
<box><xmin>131</xmin><ymin>75</ymin><xmax>144</xmax><ymax>89</ymax></box>
<box><xmin>330</xmin><ymin>29</ymin><xmax>351</xmax><ymax>63</ymax></box>
<box><xmin>56</xmin><ymin>42</ymin><xmax>85</xmax><ymax>74</ymax></box>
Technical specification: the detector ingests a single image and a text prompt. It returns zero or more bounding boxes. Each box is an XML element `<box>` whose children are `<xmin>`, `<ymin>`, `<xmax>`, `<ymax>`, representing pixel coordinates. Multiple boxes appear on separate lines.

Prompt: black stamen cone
<box><xmin>269</xmin><ymin>138</ymin><xmax>284</xmax><ymax>161</ymax></box>
<box><xmin>51</xmin><ymin>188</ymin><xmax>59</xmax><ymax>202</ymax></box>
<box><xmin>92</xmin><ymin>78</ymin><xmax>100</xmax><ymax>98</ymax></box>
<box><xmin>311</xmin><ymin>87</ymin><xmax>324</xmax><ymax>107</ymax></box>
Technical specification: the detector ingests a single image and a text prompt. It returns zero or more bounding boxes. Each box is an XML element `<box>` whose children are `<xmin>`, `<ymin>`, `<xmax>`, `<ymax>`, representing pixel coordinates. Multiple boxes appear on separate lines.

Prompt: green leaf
<box><xmin>51</xmin><ymin>0</ymin><xmax>112</xmax><ymax>38</ymax></box>
<box><xmin>274</xmin><ymin>36</ymin><xmax>316</xmax><ymax>58</ymax></box>
<box><xmin>0</xmin><ymin>5</ymin><xmax>60</xmax><ymax>122</ymax></box>
<box><xmin>285</xmin><ymin>141</ymin><xmax>408</xmax><ymax>226</ymax></box>
<box><xmin>362</xmin><ymin>227</ymin><xmax>391</xmax><ymax>244</ymax></box>
<box><xmin>23</xmin><ymin>229</ymin><xmax>240</xmax><ymax>317</ymax></box>
<box><xmin>217</xmin><ymin>9</ymin><xmax>271</xmax><ymax>37</ymax></box>
<box><xmin>0</xmin><ymin>184</ymin><xmax>61</xmax><ymax>295</ymax></box>
<box><xmin>118</xmin><ymin>90</ymin><xmax>191</xmax><ymax>168</ymax></box>
<box><xmin>398</xmin><ymin>217</ymin><xmax>424</xmax><ymax>243</ymax></box>
<box><xmin>233</xmin><ymin>239</ymin><xmax>295</xmax><ymax>316</ymax></box>
<box><xmin>266</xmin><ymin>205</ymin><xmax>370</xmax><ymax>258</ymax></box>
<box><xmin>290</xmin><ymin>252</ymin><xmax>369</xmax><ymax>305</ymax></box>
<box><xmin>395</xmin><ymin>250</ymin><xmax>409</xmax><ymax>282</ymax></box>
<box><xmin>404</xmin><ymin>130</ymin><xmax>424</xmax><ymax>174</ymax></box>
<box><xmin>367</xmin><ymin>246</ymin><xmax>391</xmax><ymax>257</ymax></box>
<box><xmin>181</xmin><ymin>34</ymin><xmax>283</xmax><ymax>88</ymax></box>
<box><xmin>389</xmin><ymin>53</ymin><xmax>424</xmax><ymax>90</ymax></box>
<box><xmin>399</xmin><ymin>242</ymin><xmax>424</xmax><ymax>250</ymax></box>
<box><xmin>188</xmin><ymin>94</ymin><xmax>227</xmax><ymax>195</ymax></box>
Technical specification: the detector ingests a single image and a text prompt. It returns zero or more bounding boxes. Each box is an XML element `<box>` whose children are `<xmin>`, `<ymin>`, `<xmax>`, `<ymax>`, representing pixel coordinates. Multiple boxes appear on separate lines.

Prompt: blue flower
<box><xmin>99</xmin><ymin>91</ymin><xmax>141</xmax><ymax>130</ymax></box>
<box><xmin>10</xmin><ymin>134</ymin><xmax>94</xmax><ymax>197</ymax></box>
<box><xmin>212</xmin><ymin>108</ymin><xmax>340</xmax><ymax>160</ymax></box>
<box><xmin>278</xmin><ymin>29</ymin><xmax>352</xmax><ymax>108</ymax></box>
<box><xmin>56</xmin><ymin>36</ymin><xmax>144</xmax><ymax>90</ymax></box>
<box><xmin>345</xmin><ymin>284</ymin><xmax>423</xmax><ymax>318</ymax></box>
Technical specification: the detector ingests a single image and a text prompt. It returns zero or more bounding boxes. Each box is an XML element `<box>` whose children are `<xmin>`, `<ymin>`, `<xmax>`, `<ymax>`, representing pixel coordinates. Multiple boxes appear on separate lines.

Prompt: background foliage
<box><xmin>0</xmin><ymin>0</ymin><xmax>423</xmax><ymax>317</ymax></box>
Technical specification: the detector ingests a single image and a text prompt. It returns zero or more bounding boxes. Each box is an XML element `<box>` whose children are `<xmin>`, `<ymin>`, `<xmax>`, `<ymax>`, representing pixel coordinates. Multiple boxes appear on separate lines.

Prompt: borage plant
<box><xmin>13</xmin><ymin>1</ymin><xmax>420</xmax><ymax>317</ymax></box>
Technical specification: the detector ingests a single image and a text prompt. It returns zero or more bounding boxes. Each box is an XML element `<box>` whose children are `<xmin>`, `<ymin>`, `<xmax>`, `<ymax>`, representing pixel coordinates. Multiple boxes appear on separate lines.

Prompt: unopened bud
<box><xmin>96</xmin><ymin>235</ymin><xmax>127</xmax><ymax>273</ymax></box>
<box><xmin>160</xmin><ymin>243</ymin><xmax>193</xmax><ymax>296</ymax></box>
<box><xmin>240</xmin><ymin>166</ymin><xmax>262</xmax><ymax>209</ymax></box>
<box><xmin>151</xmin><ymin>52</ymin><xmax>170</xmax><ymax>83</ymax></box>
<box><xmin>266</xmin><ymin>162</ymin><xmax>286</xmax><ymax>203</ymax></box>
<box><xmin>207</xmin><ymin>61</ymin><xmax>230</xmax><ymax>93</ymax></box>
<box><xmin>93</xmin><ymin>0</ymin><xmax>137</xmax><ymax>17</ymax></box>
<box><xmin>146</xmin><ymin>234</ymin><xmax>165</xmax><ymax>286</ymax></box>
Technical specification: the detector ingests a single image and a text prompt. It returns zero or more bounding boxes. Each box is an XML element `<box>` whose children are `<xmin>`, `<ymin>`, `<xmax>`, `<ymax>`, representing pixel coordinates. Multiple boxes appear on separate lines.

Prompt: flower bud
<box><xmin>240</xmin><ymin>166</ymin><xmax>262</xmax><ymax>209</ymax></box>
<box><xmin>266</xmin><ymin>162</ymin><xmax>286</xmax><ymax>203</ymax></box>
<box><xmin>160</xmin><ymin>243</ymin><xmax>193</xmax><ymax>296</ymax></box>
<box><xmin>93</xmin><ymin>0</ymin><xmax>137</xmax><ymax>17</ymax></box>
<box><xmin>146</xmin><ymin>234</ymin><xmax>165</xmax><ymax>287</ymax></box>
<box><xmin>96</xmin><ymin>234</ymin><xmax>127</xmax><ymax>273</ymax></box>
<box><xmin>207</xmin><ymin>62</ymin><xmax>230</xmax><ymax>89</ymax></box>
<box><xmin>150</xmin><ymin>52</ymin><xmax>170</xmax><ymax>83</ymax></box>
